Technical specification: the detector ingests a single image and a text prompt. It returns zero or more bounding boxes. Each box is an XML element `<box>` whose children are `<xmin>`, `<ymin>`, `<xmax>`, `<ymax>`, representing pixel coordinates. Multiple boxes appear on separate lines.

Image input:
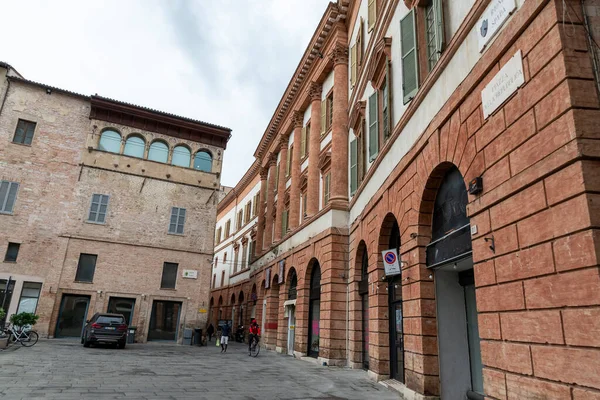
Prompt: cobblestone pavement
<box><xmin>0</xmin><ymin>339</ymin><xmax>401</xmax><ymax>399</ymax></box>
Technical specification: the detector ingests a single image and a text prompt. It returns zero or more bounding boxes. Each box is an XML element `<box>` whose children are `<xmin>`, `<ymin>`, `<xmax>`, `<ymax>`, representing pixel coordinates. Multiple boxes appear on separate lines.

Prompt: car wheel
<box><xmin>118</xmin><ymin>341</ymin><xmax>126</xmax><ymax>349</ymax></box>
<box><xmin>81</xmin><ymin>337</ymin><xmax>84</xmax><ymax>344</ymax></box>
<box><xmin>83</xmin><ymin>338</ymin><xmax>90</xmax><ymax>348</ymax></box>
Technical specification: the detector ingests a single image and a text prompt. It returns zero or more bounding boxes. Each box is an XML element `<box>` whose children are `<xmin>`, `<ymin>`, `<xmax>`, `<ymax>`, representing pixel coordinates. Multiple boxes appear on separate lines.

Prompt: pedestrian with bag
<box><xmin>220</xmin><ymin>322</ymin><xmax>231</xmax><ymax>353</ymax></box>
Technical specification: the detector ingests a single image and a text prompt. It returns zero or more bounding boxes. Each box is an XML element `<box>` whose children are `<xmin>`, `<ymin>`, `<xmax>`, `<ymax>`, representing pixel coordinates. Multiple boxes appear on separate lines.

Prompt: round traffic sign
<box><xmin>384</xmin><ymin>251</ymin><xmax>396</xmax><ymax>264</ymax></box>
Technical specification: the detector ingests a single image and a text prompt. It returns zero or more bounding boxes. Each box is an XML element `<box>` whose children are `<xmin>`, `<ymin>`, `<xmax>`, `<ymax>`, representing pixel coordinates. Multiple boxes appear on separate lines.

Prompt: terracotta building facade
<box><xmin>0</xmin><ymin>62</ymin><xmax>230</xmax><ymax>343</ymax></box>
<box><xmin>211</xmin><ymin>0</ymin><xmax>600</xmax><ymax>398</ymax></box>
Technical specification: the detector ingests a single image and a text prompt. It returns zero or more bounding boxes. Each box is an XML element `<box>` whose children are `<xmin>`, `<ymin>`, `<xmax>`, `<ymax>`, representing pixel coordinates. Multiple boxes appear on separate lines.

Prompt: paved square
<box><xmin>0</xmin><ymin>340</ymin><xmax>400</xmax><ymax>399</ymax></box>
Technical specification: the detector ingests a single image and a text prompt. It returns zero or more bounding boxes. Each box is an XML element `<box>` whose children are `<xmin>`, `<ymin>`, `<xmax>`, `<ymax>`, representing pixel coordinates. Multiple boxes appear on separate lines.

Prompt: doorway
<box><xmin>0</xmin><ymin>279</ymin><xmax>15</xmax><ymax>328</ymax></box>
<box><xmin>307</xmin><ymin>260</ymin><xmax>321</xmax><ymax>358</ymax></box>
<box><xmin>56</xmin><ymin>294</ymin><xmax>90</xmax><ymax>338</ymax></box>
<box><xmin>107</xmin><ymin>297</ymin><xmax>136</xmax><ymax>326</ymax></box>
<box><xmin>148</xmin><ymin>300</ymin><xmax>181</xmax><ymax>341</ymax></box>
<box><xmin>426</xmin><ymin>166</ymin><xmax>483</xmax><ymax>399</ymax></box>
<box><xmin>287</xmin><ymin>306</ymin><xmax>295</xmax><ymax>354</ymax></box>
<box><xmin>287</xmin><ymin>269</ymin><xmax>297</xmax><ymax>355</ymax></box>
<box><xmin>358</xmin><ymin>242</ymin><xmax>370</xmax><ymax>370</ymax></box>
<box><xmin>386</xmin><ymin>219</ymin><xmax>404</xmax><ymax>382</ymax></box>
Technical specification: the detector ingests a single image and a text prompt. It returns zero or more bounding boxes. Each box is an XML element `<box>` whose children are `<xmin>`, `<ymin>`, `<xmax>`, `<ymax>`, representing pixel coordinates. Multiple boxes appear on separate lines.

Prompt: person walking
<box><xmin>220</xmin><ymin>322</ymin><xmax>231</xmax><ymax>353</ymax></box>
<box><xmin>207</xmin><ymin>323</ymin><xmax>215</xmax><ymax>342</ymax></box>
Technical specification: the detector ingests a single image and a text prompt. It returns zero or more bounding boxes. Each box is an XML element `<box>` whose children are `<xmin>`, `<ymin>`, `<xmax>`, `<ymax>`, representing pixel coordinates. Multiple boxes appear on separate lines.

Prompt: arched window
<box><xmin>172</xmin><ymin>145</ymin><xmax>191</xmax><ymax>167</ymax></box>
<box><xmin>194</xmin><ymin>150</ymin><xmax>213</xmax><ymax>172</ymax></box>
<box><xmin>148</xmin><ymin>141</ymin><xmax>169</xmax><ymax>163</ymax></box>
<box><xmin>123</xmin><ymin>135</ymin><xmax>145</xmax><ymax>158</ymax></box>
<box><xmin>288</xmin><ymin>270</ymin><xmax>297</xmax><ymax>300</ymax></box>
<box><xmin>98</xmin><ymin>129</ymin><xmax>121</xmax><ymax>153</ymax></box>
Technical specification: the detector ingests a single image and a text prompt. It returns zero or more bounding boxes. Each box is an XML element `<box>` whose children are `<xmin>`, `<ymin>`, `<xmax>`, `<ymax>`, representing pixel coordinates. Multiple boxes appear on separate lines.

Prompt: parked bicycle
<box><xmin>5</xmin><ymin>325</ymin><xmax>38</xmax><ymax>347</ymax></box>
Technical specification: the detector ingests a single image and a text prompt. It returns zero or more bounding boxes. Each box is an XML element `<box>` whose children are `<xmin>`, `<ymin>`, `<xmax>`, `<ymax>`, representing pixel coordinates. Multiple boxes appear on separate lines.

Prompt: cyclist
<box><xmin>248</xmin><ymin>318</ymin><xmax>260</xmax><ymax>356</ymax></box>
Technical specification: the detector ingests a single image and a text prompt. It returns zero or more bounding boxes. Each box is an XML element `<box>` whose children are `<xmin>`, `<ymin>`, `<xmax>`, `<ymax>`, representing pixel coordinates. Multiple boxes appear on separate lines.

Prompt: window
<box><xmin>216</xmin><ymin>227</ymin><xmax>222</xmax><ymax>244</ymax></box>
<box><xmin>381</xmin><ymin>75</ymin><xmax>391</xmax><ymax>141</ymax></box>
<box><xmin>169</xmin><ymin>207</ymin><xmax>186</xmax><ymax>234</ymax></box>
<box><xmin>241</xmin><ymin>241</ymin><xmax>248</xmax><ymax>268</ymax></box>
<box><xmin>401</xmin><ymin>10</ymin><xmax>419</xmax><ymax>103</ymax></box>
<box><xmin>368</xmin><ymin>0</ymin><xmax>377</xmax><ymax>31</ymax></box>
<box><xmin>350</xmin><ymin>138</ymin><xmax>358</xmax><ymax>195</ymax></box>
<box><xmin>324</xmin><ymin>173</ymin><xmax>331</xmax><ymax>205</ymax></box>
<box><xmin>0</xmin><ymin>181</ymin><xmax>19</xmax><ymax>214</ymax></box>
<box><xmin>98</xmin><ymin>130</ymin><xmax>122</xmax><ymax>153</ymax></box>
<box><xmin>249</xmin><ymin>240</ymin><xmax>256</xmax><ymax>264</ymax></box>
<box><xmin>320</xmin><ymin>94</ymin><xmax>333</xmax><ymax>136</ymax></box>
<box><xmin>275</xmin><ymin>164</ymin><xmax>280</xmax><ymax>191</ymax></box>
<box><xmin>12</xmin><ymin>119</ymin><xmax>36</xmax><ymax>145</ymax></box>
<box><xmin>357</xmin><ymin>18</ymin><xmax>364</xmax><ymax>67</ymax></box>
<box><xmin>212</xmin><ymin>274</ymin><xmax>216</xmax><ymax>289</ymax></box>
<box><xmin>252</xmin><ymin>194</ymin><xmax>260</xmax><ymax>217</ymax></box>
<box><xmin>88</xmin><ymin>194</ymin><xmax>109</xmax><ymax>224</ymax></box>
<box><xmin>351</xmin><ymin>43</ymin><xmax>358</xmax><ymax>87</ymax></box>
<box><xmin>302</xmin><ymin>192</ymin><xmax>307</xmax><ymax>218</ymax></box>
<box><xmin>368</xmin><ymin>92</ymin><xmax>379</xmax><ymax>160</ymax></box>
<box><xmin>223</xmin><ymin>252</ymin><xmax>228</xmax><ymax>263</ymax></box>
<box><xmin>75</xmin><ymin>254</ymin><xmax>97</xmax><ymax>283</ymax></box>
<box><xmin>161</xmin><ymin>262</ymin><xmax>178</xmax><ymax>289</ymax></box>
<box><xmin>286</xmin><ymin>146</ymin><xmax>293</xmax><ymax>177</ymax></box>
<box><xmin>245</xmin><ymin>202</ymin><xmax>252</xmax><ymax>224</ymax></box>
<box><xmin>123</xmin><ymin>135</ymin><xmax>145</xmax><ymax>158</ymax></box>
<box><xmin>221</xmin><ymin>271</ymin><xmax>225</xmax><ymax>287</ymax></box>
<box><xmin>282</xmin><ymin>210</ymin><xmax>289</xmax><ymax>235</ymax></box>
<box><xmin>148</xmin><ymin>141</ymin><xmax>169</xmax><ymax>163</ymax></box>
<box><xmin>172</xmin><ymin>145</ymin><xmax>191</xmax><ymax>168</ymax></box>
<box><xmin>194</xmin><ymin>150</ymin><xmax>213</xmax><ymax>172</ymax></box>
<box><xmin>225</xmin><ymin>220</ymin><xmax>231</xmax><ymax>238</ymax></box>
<box><xmin>16</xmin><ymin>282</ymin><xmax>42</xmax><ymax>314</ymax></box>
<box><xmin>237</xmin><ymin>210</ymin><xmax>243</xmax><ymax>230</ymax></box>
<box><xmin>426</xmin><ymin>0</ymin><xmax>444</xmax><ymax>71</ymax></box>
<box><xmin>4</xmin><ymin>242</ymin><xmax>20</xmax><ymax>262</ymax></box>
<box><xmin>301</xmin><ymin>126</ymin><xmax>308</xmax><ymax>159</ymax></box>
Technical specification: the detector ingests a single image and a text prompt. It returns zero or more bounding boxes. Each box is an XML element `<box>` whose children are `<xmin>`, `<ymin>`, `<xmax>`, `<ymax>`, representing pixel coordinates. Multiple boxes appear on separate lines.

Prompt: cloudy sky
<box><xmin>1</xmin><ymin>0</ymin><xmax>330</xmax><ymax>186</ymax></box>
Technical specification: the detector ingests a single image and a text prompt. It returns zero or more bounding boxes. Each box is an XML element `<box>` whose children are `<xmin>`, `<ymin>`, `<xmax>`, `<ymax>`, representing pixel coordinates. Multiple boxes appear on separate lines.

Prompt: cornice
<box><xmin>349</xmin><ymin>101</ymin><xmax>366</xmax><ymax>132</ymax></box>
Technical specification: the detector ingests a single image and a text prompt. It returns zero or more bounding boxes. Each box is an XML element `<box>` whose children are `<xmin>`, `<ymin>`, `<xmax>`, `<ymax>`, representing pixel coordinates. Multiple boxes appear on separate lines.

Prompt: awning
<box><xmin>283</xmin><ymin>299</ymin><xmax>296</xmax><ymax>307</ymax></box>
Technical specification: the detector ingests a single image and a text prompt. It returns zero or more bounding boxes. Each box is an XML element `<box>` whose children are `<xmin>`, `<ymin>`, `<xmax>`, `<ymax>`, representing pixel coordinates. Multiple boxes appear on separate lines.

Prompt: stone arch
<box><xmin>354</xmin><ymin>240</ymin><xmax>370</xmax><ymax>370</ymax></box>
<box><xmin>306</xmin><ymin>258</ymin><xmax>321</xmax><ymax>358</ymax></box>
<box><xmin>286</xmin><ymin>267</ymin><xmax>298</xmax><ymax>300</ymax></box>
<box><xmin>98</xmin><ymin>128</ymin><xmax>122</xmax><ymax>153</ymax></box>
<box><xmin>148</xmin><ymin>139</ymin><xmax>170</xmax><ymax>163</ymax></box>
<box><xmin>123</xmin><ymin>134</ymin><xmax>146</xmax><ymax>158</ymax></box>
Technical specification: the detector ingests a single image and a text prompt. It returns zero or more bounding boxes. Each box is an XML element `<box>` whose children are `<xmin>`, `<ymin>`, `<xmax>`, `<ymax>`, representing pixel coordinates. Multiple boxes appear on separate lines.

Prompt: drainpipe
<box><xmin>0</xmin><ymin>78</ymin><xmax>10</xmax><ymax>117</ymax></box>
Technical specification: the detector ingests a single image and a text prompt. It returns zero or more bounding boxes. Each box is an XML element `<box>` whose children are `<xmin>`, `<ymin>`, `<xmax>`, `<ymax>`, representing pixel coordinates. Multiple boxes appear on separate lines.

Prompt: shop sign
<box><xmin>198</xmin><ymin>308</ymin><xmax>207</xmax><ymax>314</ymax></box>
<box><xmin>382</xmin><ymin>248</ymin><xmax>401</xmax><ymax>276</ymax></box>
<box><xmin>481</xmin><ymin>50</ymin><xmax>524</xmax><ymax>119</ymax></box>
<box><xmin>478</xmin><ymin>0</ymin><xmax>516</xmax><ymax>52</ymax></box>
<box><xmin>182</xmin><ymin>270</ymin><xmax>198</xmax><ymax>279</ymax></box>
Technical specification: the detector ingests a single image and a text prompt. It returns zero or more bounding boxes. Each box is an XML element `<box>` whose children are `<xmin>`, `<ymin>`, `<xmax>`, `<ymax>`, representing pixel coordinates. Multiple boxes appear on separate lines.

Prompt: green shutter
<box><xmin>434</xmin><ymin>0</ymin><xmax>445</xmax><ymax>55</ymax></box>
<box><xmin>401</xmin><ymin>10</ymin><xmax>419</xmax><ymax>104</ymax></box>
<box><xmin>282</xmin><ymin>210</ymin><xmax>288</xmax><ymax>234</ymax></box>
<box><xmin>350</xmin><ymin>138</ymin><xmax>358</xmax><ymax>195</ymax></box>
<box><xmin>286</xmin><ymin>148</ymin><xmax>291</xmax><ymax>177</ymax></box>
<box><xmin>321</xmin><ymin>100</ymin><xmax>327</xmax><ymax>135</ymax></box>
<box><xmin>275</xmin><ymin>165</ymin><xmax>279</xmax><ymax>190</ymax></box>
<box><xmin>324</xmin><ymin>174</ymin><xmax>330</xmax><ymax>204</ymax></box>
<box><xmin>368</xmin><ymin>92</ymin><xmax>379</xmax><ymax>160</ymax></box>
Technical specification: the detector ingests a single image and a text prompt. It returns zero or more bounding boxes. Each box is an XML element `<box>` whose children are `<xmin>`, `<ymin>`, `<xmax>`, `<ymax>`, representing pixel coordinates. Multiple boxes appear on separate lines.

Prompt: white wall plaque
<box><xmin>481</xmin><ymin>50</ymin><xmax>524</xmax><ymax>119</ymax></box>
<box><xmin>478</xmin><ymin>0</ymin><xmax>517</xmax><ymax>52</ymax></box>
<box><xmin>182</xmin><ymin>270</ymin><xmax>198</xmax><ymax>279</ymax></box>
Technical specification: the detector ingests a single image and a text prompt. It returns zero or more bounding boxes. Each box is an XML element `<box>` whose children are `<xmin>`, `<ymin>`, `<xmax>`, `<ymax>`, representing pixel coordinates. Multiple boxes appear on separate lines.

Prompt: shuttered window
<box><xmin>225</xmin><ymin>220</ymin><xmax>231</xmax><ymax>238</ymax></box>
<box><xmin>357</xmin><ymin>19</ymin><xmax>364</xmax><ymax>66</ymax></box>
<box><xmin>161</xmin><ymin>262</ymin><xmax>178</xmax><ymax>289</ymax></box>
<box><xmin>350</xmin><ymin>44</ymin><xmax>357</xmax><ymax>88</ymax></box>
<box><xmin>169</xmin><ymin>207</ymin><xmax>186</xmax><ymax>234</ymax></box>
<box><xmin>13</xmin><ymin>119</ymin><xmax>36</xmax><ymax>145</ymax></box>
<box><xmin>275</xmin><ymin>165</ymin><xmax>280</xmax><ymax>190</ymax></box>
<box><xmin>286</xmin><ymin>146</ymin><xmax>292</xmax><ymax>177</ymax></box>
<box><xmin>301</xmin><ymin>126</ymin><xmax>307</xmax><ymax>158</ymax></box>
<box><xmin>75</xmin><ymin>254</ymin><xmax>97</xmax><ymax>283</ymax></box>
<box><xmin>401</xmin><ymin>10</ymin><xmax>419</xmax><ymax>104</ymax></box>
<box><xmin>426</xmin><ymin>0</ymin><xmax>445</xmax><ymax>71</ymax></box>
<box><xmin>216</xmin><ymin>227</ymin><xmax>222</xmax><ymax>244</ymax></box>
<box><xmin>350</xmin><ymin>138</ymin><xmax>358</xmax><ymax>195</ymax></box>
<box><xmin>88</xmin><ymin>194</ymin><xmax>109</xmax><ymax>224</ymax></box>
<box><xmin>324</xmin><ymin>173</ymin><xmax>331</xmax><ymax>205</ymax></box>
<box><xmin>368</xmin><ymin>92</ymin><xmax>379</xmax><ymax>160</ymax></box>
<box><xmin>327</xmin><ymin>94</ymin><xmax>334</xmax><ymax>129</ymax></box>
<box><xmin>321</xmin><ymin>100</ymin><xmax>327</xmax><ymax>135</ymax></box>
<box><xmin>282</xmin><ymin>210</ymin><xmax>289</xmax><ymax>235</ymax></box>
<box><xmin>0</xmin><ymin>181</ymin><xmax>19</xmax><ymax>214</ymax></box>
<box><xmin>368</xmin><ymin>0</ymin><xmax>376</xmax><ymax>31</ymax></box>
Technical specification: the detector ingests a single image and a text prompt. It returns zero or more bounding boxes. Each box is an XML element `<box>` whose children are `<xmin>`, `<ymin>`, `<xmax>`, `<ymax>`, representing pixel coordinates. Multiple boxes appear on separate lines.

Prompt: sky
<box><xmin>0</xmin><ymin>0</ymin><xmax>330</xmax><ymax>187</ymax></box>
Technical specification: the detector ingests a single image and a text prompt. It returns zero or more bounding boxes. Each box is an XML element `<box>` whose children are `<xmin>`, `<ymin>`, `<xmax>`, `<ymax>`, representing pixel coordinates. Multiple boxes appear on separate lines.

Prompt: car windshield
<box><xmin>97</xmin><ymin>316</ymin><xmax>125</xmax><ymax>325</ymax></box>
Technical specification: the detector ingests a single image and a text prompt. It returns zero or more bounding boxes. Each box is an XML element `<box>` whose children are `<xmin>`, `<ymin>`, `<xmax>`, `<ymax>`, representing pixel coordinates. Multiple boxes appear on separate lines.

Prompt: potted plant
<box><xmin>0</xmin><ymin>308</ymin><xmax>8</xmax><ymax>349</ymax></box>
<box><xmin>10</xmin><ymin>312</ymin><xmax>39</xmax><ymax>331</ymax></box>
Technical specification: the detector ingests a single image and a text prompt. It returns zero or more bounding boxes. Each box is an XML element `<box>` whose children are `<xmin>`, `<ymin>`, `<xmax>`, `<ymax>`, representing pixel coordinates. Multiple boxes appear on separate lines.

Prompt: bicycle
<box><xmin>249</xmin><ymin>335</ymin><xmax>260</xmax><ymax>357</ymax></box>
<box><xmin>5</xmin><ymin>325</ymin><xmax>39</xmax><ymax>347</ymax></box>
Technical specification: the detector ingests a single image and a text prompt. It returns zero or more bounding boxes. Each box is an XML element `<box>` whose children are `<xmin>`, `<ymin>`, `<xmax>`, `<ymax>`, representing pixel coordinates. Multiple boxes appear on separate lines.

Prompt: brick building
<box><xmin>210</xmin><ymin>0</ymin><xmax>600</xmax><ymax>398</ymax></box>
<box><xmin>0</xmin><ymin>62</ymin><xmax>230</xmax><ymax>343</ymax></box>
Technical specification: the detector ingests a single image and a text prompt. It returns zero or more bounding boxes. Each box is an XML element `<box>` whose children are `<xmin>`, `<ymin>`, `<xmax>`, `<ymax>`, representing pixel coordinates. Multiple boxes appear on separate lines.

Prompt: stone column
<box><xmin>264</xmin><ymin>157</ymin><xmax>277</xmax><ymax>250</ymax></box>
<box><xmin>256</xmin><ymin>168</ymin><xmax>268</xmax><ymax>253</ymax></box>
<box><xmin>289</xmin><ymin>112</ymin><xmax>303</xmax><ymax>230</ymax></box>
<box><xmin>330</xmin><ymin>44</ymin><xmax>350</xmax><ymax>206</ymax></box>
<box><xmin>307</xmin><ymin>82</ymin><xmax>322</xmax><ymax>216</ymax></box>
<box><xmin>274</xmin><ymin>137</ymin><xmax>289</xmax><ymax>242</ymax></box>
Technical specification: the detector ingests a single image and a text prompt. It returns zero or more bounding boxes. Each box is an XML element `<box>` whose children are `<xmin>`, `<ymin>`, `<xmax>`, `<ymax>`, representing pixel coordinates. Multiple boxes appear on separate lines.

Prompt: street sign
<box><xmin>382</xmin><ymin>248</ymin><xmax>401</xmax><ymax>276</ymax></box>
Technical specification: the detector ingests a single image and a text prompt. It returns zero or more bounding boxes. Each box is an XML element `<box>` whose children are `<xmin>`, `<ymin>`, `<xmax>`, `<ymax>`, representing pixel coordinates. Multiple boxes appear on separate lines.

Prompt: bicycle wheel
<box><xmin>20</xmin><ymin>331</ymin><xmax>38</xmax><ymax>347</ymax></box>
<box><xmin>251</xmin><ymin>340</ymin><xmax>260</xmax><ymax>357</ymax></box>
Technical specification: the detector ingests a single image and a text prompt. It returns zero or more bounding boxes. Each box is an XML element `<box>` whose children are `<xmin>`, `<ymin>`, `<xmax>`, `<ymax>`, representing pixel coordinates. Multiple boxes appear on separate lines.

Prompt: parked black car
<box><xmin>81</xmin><ymin>313</ymin><xmax>128</xmax><ymax>349</ymax></box>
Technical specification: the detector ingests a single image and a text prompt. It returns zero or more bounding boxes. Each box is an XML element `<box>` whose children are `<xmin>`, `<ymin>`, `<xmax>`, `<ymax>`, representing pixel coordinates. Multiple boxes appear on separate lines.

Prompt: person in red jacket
<box><xmin>248</xmin><ymin>318</ymin><xmax>260</xmax><ymax>355</ymax></box>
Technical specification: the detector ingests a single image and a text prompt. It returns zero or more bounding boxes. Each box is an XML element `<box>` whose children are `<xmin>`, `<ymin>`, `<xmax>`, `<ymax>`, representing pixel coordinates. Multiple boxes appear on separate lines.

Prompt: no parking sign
<box><xmin>382</xmin><ymin>248</ymin><xmax>401</xmax><ymax>276</ymax></box>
